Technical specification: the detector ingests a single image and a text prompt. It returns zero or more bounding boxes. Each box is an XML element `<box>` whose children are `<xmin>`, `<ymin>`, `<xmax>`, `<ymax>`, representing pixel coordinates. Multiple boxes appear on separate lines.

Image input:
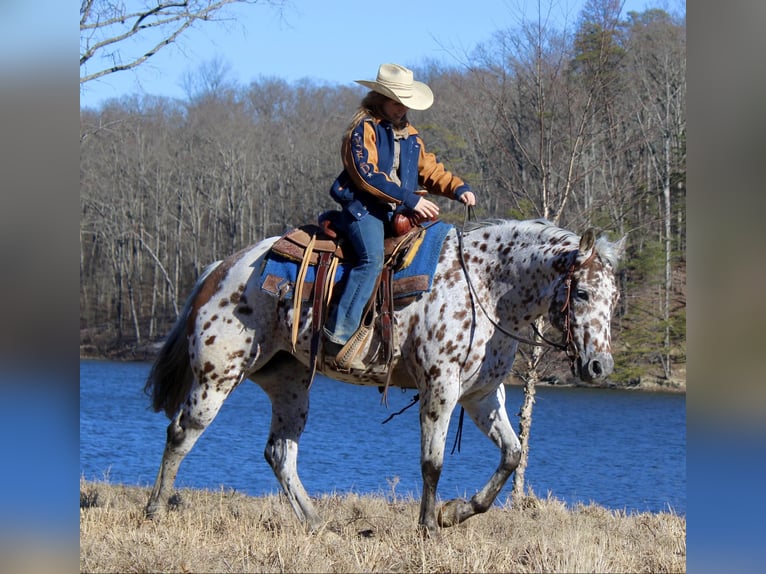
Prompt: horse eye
<box><xmin>576</xmin><ymin>289</ymin><xmax>589</xmax><ymax>301</ymax></box>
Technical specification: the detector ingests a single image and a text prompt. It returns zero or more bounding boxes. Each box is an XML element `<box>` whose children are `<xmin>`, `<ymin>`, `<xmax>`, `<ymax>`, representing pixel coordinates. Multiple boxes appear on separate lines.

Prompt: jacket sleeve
<box><xmin>342</xmin><ymin>120</ymin><xmax>422</xmax><ymax>209</ymax></box>
<box><xmin>416</xmin><ymin>135</ymin><xmax>472</xmax><ymax>200</ymax></box>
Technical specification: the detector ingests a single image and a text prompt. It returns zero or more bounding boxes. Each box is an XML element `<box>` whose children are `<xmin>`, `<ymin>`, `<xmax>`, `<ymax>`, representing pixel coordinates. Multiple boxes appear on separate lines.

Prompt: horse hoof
<box><xmin>417</xmin><ymin>523</ymin><xmax>441</xmax><ymax>539</ymax></box>
<box><xmin>437</xmin><ymin>498</ymin><xmax>472</xmax><ymax>528</ymax></box>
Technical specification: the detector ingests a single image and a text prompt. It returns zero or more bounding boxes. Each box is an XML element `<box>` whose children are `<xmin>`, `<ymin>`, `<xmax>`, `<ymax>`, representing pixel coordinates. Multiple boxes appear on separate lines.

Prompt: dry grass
<box><xmin>80</xmin><ymin>479</ymin><xmax>685</xmax><ymax>573</ymax></box>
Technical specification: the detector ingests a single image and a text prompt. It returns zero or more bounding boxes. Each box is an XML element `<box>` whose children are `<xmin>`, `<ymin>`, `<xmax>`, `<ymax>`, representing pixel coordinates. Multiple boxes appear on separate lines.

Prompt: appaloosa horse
<box><xmin>144</xmin><ymin>218</ymin><xmax>625</xmax><ymax>534</ymax></box>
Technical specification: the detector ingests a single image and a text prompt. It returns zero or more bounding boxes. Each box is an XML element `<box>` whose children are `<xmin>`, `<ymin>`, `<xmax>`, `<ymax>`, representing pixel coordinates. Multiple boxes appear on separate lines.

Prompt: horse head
<box><xmin>549</xmin><ymin>228</ymin><xmax>626</xmax><ymax>383</ymax></box>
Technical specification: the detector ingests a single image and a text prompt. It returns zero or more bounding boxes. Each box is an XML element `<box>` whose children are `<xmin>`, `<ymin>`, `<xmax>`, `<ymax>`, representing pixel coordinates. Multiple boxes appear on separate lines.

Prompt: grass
<box><xmin>80</xmin><ymin>479</ymin><xmax>685</xmax><ymax>573</ymax></box>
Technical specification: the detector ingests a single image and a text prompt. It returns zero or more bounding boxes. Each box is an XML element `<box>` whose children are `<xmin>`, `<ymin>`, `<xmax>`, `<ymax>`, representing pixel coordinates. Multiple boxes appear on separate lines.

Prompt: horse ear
<box><xmin>614</xmin><ymin>235</ymin><xmax>628</xmax><ymax>260</ymax></box>
<box><xmin>579</xmin><ymin>228</ymin><xmax>597</xmax><ymax>255</ymax></box>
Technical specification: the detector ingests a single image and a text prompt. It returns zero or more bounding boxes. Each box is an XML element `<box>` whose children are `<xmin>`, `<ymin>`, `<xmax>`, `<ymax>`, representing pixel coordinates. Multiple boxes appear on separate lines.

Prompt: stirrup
<box><xmin>333</xmin><ymin>325</ymin><xmax>372</xmax><ymax>371</ymax></box>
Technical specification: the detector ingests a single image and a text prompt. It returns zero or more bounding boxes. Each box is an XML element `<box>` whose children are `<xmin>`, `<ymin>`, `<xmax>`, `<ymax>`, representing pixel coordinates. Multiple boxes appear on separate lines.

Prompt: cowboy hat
<box><xmin>355</xmin><ymin>63</ymin><xmax>434</xmax><ymax>110</ymax></box>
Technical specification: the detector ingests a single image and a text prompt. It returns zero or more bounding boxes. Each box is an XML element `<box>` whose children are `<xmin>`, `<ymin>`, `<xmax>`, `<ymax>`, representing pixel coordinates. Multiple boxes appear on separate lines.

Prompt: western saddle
<box><xmin>268</xmin><ymin>210</ymin><xmax>430</xmax><ymax>385</ymax></box>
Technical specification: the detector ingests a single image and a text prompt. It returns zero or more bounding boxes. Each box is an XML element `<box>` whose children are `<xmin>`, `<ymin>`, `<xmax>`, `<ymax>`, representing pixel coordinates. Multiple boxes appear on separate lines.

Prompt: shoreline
<box><xmin>80</xmin><ymin>348</ymin><xmax>686</xmax><ymax>395</ymax></box>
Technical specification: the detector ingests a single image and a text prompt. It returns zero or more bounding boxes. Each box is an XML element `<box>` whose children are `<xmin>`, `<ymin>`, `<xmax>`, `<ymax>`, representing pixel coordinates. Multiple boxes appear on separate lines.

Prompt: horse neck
<box><xmin>466</xmin><ymin>222</ymin><xmax>577</xmax><ymax>325</ymax></box>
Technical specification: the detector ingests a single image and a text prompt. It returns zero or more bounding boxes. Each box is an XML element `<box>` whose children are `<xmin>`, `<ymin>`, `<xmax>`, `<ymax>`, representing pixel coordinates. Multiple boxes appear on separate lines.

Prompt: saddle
<box><xmin>268</xmin><ymin>210</ymin><xmax>429</xmax><ymax>385</ymax></box>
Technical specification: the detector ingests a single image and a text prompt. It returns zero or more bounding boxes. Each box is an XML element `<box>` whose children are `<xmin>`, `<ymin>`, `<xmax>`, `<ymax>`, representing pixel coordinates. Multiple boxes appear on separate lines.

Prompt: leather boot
<box><xmin>332</xmin><ymin>325</ymin><xmax>372</xmax><ymax>371</ymax></box>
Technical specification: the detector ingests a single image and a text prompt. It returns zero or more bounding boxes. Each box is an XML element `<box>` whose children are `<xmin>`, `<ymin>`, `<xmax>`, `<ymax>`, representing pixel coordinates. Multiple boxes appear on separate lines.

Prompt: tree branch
<box><xmin>80</xmin><ymin>0</ymin><xmax>285</xmax><ymax>85</ymax></box>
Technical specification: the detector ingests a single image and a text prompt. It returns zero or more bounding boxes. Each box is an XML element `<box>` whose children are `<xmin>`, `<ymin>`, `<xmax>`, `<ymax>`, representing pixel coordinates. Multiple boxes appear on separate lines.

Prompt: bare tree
<box><xmin>80</xmin><ymin>0</ymin><xmax>287</xmax><ymax>84</ymax></box>
<box><xmin>79</xmin><ymin>15</ymin><xmax>684</xmax><ymax>383</ymax></box>
<box><xmin>473</xmin><ymin>0</ymin><xmax>632</xmax><ymax>501</ymax></box>
<box><xmin>625</xmin><ymin>9</ymin><xmax>686</xmax><ymax>379</ymax></box>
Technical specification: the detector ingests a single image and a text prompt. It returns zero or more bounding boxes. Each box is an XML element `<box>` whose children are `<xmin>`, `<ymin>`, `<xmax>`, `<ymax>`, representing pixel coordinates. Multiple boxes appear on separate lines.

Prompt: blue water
<box><xmin>80</xmin><ymin>359</ymin><xmax>685</xmax><ymax>515</ymax></box>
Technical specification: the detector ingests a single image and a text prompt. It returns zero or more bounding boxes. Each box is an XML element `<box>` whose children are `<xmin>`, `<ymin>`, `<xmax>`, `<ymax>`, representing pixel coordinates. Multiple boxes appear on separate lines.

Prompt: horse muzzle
<box><xmin>576</xmin><ymin>352</ymin><xmax>614</xmax><ymax>382</ymax></box>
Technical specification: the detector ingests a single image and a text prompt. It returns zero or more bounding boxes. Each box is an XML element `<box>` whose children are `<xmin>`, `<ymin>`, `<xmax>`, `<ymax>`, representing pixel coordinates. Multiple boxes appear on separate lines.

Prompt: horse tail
<box><xmin>144</xmin><ymin>261</ymin><xmax>222</xmax><ymax>419</ymax></box>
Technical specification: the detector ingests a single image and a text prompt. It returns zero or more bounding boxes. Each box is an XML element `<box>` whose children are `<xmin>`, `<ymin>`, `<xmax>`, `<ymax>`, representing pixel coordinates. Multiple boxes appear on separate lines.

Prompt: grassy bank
<box><xmin>80</xmin><ymin>480</ymin><xmax>685</xmax><ymax>573</ymax></box>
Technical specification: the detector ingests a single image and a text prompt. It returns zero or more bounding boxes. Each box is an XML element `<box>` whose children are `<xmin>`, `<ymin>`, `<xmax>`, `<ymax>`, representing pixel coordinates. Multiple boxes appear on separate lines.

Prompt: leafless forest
<box><xmin>80</xmin><ymin>4</ymin><xmax>685</xmax><ymax>384</ymax></box>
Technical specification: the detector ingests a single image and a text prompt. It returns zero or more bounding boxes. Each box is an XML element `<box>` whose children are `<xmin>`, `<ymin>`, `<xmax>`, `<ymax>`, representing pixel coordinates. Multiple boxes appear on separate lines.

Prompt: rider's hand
<box><xmin>459</xmin><ymin>191</ymin><xmax>476</xmax><ymax>207</ymax></box>
<box><xmin>413</xmin><ymin>197</ymin><xmax>440</xmax><ymax>221</ymax></box>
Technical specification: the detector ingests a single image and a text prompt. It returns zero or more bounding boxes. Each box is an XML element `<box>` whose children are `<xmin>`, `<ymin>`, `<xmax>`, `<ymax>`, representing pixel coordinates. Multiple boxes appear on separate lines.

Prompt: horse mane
<box><xmin>463</xmin><ymin>218</ymin><xmax>623</xmax><ymax>267</ymax></box>
<box><xmin>594</xmin><ymin>236</ymin><xmax>623</xmax><ymax>268</ymax></box>
<box><xmin>462</xmin><ymin>217</ymin><xmax>575</xmax><ymax>243</ymax></box>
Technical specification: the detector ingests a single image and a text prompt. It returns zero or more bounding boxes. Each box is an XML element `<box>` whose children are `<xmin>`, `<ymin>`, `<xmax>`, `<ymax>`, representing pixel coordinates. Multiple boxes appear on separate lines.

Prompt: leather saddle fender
<box><xmin>268</xmin><ymin>210</ymin><xmax>429</xmax><ymax>387</ymax></box>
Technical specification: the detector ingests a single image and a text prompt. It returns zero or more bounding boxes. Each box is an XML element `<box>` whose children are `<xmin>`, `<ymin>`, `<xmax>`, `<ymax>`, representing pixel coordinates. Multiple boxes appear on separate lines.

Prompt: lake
<box><xmin>80</xmin><ymin>359</ymin><xmax>685</xmax><ymax>515</ymax></box>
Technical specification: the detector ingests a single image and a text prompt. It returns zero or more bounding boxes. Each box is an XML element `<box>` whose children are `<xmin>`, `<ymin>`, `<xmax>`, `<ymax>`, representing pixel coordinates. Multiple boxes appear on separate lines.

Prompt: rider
<box><xmin>324</xmin><ymin>63</ymin><xmax>476</xmax><ymax>369</ymax></box>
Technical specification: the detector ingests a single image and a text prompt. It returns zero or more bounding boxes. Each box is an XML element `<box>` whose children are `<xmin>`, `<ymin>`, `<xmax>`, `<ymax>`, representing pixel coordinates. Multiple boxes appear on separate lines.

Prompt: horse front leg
<box><xmin>438</xmin><ymin>384</ymin><xmax>521</xmax><ymax>527</ymax></box>
<box><xmin>417</xmin><ymin>384</ymin><xmax>459</xmax><ymax>535</ymax></box>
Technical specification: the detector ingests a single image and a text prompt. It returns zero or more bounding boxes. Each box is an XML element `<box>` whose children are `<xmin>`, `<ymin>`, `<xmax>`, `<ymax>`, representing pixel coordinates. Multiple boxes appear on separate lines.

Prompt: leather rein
<box><xmin>384</xmin><ymin>211</ymin><xmax>591</xmax><ymax>442</ymax></box>
<box><xmin>456</xmin><ymin>208</ymin><xmax>590</xmax><ymax>371</ymax></box>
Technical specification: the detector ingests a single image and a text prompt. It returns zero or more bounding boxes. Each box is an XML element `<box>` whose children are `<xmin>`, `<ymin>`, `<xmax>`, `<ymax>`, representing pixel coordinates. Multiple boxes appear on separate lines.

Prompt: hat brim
<box><xmin>355</xmin><ymin>79</ymin><xmax>434</xmax><ymax>111</ymax></box>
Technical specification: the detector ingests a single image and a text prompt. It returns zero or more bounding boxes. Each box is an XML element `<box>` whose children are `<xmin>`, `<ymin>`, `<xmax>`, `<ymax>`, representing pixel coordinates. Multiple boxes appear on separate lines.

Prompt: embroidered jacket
<box><xmin>330</xmin><ymin>116</ymin><xmax>471</xmax><ymax>219</ymax></box>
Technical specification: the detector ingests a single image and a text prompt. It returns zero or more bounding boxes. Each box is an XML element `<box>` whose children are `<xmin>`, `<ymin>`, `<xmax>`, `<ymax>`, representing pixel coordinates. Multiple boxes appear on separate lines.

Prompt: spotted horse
<box><xmin>144</xmin><ymin>218</ymin><xmax>625</xmax><ymax>535</ymax></box>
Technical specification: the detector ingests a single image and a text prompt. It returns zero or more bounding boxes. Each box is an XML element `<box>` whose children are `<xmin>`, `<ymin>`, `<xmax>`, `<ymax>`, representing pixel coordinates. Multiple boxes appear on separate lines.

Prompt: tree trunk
<box><xmin>512</xmin><ymin>374</ymin><xmax>537</xmax><ymax>501</ymax></box>
<box><xmin>512</xmin><ymin>318</ymin><xmax>545</xmax><ymax>501</ymax></box>
<box><xmin>662</xmin><ymin>123</ymin><xmax>672</xmax><ymax>379</ymax></box>
<box><xmin>127</xmin><ymin>276</ymin><xmax>142</xmax><ymax>346</ymax></box>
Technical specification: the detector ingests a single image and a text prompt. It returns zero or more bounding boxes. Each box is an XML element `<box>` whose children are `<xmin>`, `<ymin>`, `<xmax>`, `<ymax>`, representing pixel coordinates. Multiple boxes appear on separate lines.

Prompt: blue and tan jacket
<box><xmin>330</xmin><ymin>116</ymin><xmax>471</xmax><ymax>220</ymax></box>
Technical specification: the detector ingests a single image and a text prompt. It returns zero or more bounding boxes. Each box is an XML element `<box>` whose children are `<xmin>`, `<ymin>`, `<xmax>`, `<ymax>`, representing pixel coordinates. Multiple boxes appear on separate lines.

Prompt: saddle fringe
<box><xmin>292</xmin><ymin>233</ymin><xmax>316</xmax><ymax>352</ymax></box>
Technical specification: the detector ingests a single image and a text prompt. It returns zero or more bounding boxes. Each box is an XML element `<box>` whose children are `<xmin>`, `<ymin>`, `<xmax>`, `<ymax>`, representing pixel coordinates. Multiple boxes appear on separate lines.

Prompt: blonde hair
<box><xmin>343</xmin><ymin>91</ymin><xmax>409</xmax><ymax>143</ymax></box>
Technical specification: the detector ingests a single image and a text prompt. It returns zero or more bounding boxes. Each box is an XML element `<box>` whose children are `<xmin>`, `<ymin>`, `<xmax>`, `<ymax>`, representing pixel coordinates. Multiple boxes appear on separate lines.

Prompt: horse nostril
<box><xmin>591</xmin><ymin>361</ymin><xmax>602</xmax><ymax>376</ymax></box>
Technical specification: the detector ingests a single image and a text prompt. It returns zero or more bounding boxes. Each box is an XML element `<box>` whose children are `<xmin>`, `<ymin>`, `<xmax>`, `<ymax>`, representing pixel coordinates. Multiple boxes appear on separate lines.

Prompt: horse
<box><xmin>143</xmin><ymin>218</ymin><xmax>625</xmax><ymax>535</ymax></box>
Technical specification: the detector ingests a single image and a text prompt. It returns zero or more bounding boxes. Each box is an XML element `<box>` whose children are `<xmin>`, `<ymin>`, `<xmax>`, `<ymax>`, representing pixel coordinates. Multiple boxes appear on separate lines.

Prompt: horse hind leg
<box><xmin>437</xmin><ymin>385</ymin><xmax>521</xmax><ymax>527</ymax></box>
<box><xmin>256</xmin><ymin>352</ymin><xmax>322</xmax><ymax>532</ymax></box>
<box><xmin>145</xmin><ymin>369</ymin><xmax>243</xmax><ymax>519</ymax></box>
<box><xmin>145</xmin><ymin>409</ymin><xmax>196</xmax><ymax>518</ymax></box>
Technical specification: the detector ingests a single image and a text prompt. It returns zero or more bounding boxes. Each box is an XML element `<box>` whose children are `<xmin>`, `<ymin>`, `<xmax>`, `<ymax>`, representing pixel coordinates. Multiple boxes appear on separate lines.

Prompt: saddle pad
<box><xmin>259</xmin><ymin>220</ymin><xmax>453</xmax><ymax>302</ymax></box>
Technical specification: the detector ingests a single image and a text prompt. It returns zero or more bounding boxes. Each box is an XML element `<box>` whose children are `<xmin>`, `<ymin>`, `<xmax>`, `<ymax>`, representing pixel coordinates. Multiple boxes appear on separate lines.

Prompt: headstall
<box><xmin>457</xmin><ymin>209</ymin><xmax>598</xmax><ymax>375</ymax></box>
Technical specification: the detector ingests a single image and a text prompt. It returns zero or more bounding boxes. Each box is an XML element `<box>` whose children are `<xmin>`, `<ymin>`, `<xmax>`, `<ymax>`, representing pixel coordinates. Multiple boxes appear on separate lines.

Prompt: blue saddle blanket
<box><xmin>260</xmin><ymin>220</ymin><xmax>453</xmax><ymax>301</ymax></box>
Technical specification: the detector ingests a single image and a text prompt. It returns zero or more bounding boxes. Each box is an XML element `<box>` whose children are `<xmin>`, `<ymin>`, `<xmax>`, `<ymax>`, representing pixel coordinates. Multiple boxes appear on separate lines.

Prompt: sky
<box><xmin>79</xmin><ymin>0</ymin><xmax>664</xmax><ymax>109</ymax></box>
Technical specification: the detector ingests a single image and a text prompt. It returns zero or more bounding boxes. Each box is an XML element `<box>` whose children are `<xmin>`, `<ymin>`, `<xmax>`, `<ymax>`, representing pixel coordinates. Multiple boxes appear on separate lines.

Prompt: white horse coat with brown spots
<box><xmin>144</xmin><ymin>218</ymin><xmax>625</xmax><ymax>534</ymax></box>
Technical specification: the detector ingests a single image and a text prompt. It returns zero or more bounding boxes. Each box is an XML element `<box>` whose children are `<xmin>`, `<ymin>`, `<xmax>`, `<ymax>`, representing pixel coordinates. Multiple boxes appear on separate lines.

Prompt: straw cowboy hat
<box><xmin>355</xmin><ymin>63</ymin><xmax>434</xmax><ymax>110</ymax></box>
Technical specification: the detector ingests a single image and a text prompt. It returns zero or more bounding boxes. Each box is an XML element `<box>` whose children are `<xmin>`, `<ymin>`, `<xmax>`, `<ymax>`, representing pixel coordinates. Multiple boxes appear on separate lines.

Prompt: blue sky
<box><xmin>79</xmin><ymin>0</ymin><xmax>670</xmax><ymax>109</ymax></box>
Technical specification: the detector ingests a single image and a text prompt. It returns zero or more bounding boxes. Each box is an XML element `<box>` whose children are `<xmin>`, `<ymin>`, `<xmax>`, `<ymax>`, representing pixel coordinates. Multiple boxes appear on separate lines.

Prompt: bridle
<box><xmin>456</xmin><ymin>209</ymin><xmax>595</xmax><ymax>374</ymax></box>
<box><xmin>552</xmin><ymin>250</ymin><xmax>598</xmax><ymax>373</ymax></box>
<box><xmin>386</xmin><ymin>212</ymin><xmax>597</xmax><ymax>444</ymax></box>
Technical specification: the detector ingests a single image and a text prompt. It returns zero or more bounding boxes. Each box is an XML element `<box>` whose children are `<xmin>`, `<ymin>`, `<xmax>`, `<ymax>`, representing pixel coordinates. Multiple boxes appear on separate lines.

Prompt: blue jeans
<box><xmin>323</xmin><ymin>210</ymin><xmax>385</xmax><ymax>345</ymax></box>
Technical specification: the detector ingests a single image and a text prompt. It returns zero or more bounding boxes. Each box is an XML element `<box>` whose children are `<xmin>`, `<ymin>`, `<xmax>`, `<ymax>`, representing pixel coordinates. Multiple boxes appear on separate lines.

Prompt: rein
<box><xmin>456</xmin><ymin>208</ymin><xmax>586</xmax><ymax>373</ymax></box>
<box><xmin>382</xmin><ymin>212</ymin><xmax>588</xmax><ymax>449</ymax></box>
